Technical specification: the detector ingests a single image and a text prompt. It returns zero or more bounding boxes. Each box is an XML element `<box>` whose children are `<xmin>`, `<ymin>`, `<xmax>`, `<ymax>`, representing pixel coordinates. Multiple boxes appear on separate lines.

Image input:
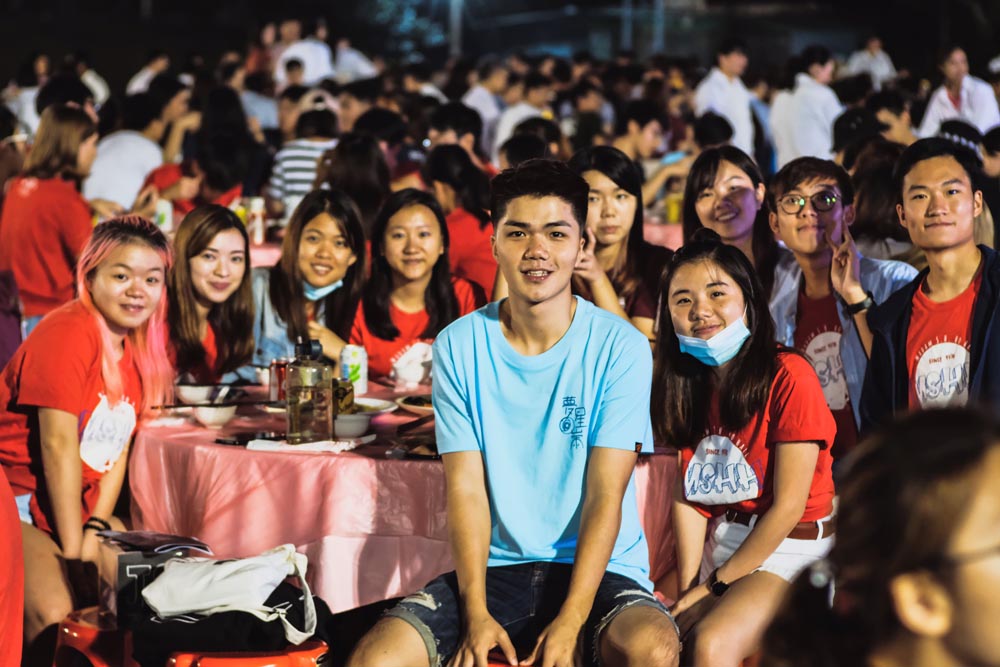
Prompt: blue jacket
<box><xmin>859</xmin><ymin>245</ymin><xmax>1000</xmax><ymax>433</ymax></box>
<box><xmin>770</xmin><ymin>251</ymin><xmax>917</xmax><ymax>427</ymax></box>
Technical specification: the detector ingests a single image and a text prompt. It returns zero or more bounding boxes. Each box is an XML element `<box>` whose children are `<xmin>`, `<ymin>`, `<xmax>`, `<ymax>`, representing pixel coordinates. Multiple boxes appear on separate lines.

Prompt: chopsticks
<box><xmin>396</xmin><ymin>413</ymin><xmax>435</xmax><ymax>434</ymax></box>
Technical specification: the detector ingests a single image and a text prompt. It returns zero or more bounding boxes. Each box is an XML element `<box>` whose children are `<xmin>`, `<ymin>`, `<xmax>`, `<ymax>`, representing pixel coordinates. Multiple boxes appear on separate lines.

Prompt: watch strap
<box><xmin>845</xmin><ymin>292</ymin><xmax>875</xmax><ymax>315</ymax></box>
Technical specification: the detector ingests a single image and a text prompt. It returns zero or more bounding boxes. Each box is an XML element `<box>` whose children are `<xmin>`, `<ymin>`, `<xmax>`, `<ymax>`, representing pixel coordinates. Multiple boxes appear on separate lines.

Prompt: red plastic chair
<box><xmin>52</xmin><ymin>606</ymin><xmax>139</xmax><ymax>667</ymax></box>
<box><xmin>167</xmin><ymin>640</ymin><xmax>329</xmax><ymax>666</ymax></box>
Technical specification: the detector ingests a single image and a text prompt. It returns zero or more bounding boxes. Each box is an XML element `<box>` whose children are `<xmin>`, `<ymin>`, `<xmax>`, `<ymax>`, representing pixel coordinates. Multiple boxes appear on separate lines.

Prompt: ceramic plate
<box><xmin>394</xmin><ymin>395</ymin><xmax>434</xmax><ymax>416</ymax></box>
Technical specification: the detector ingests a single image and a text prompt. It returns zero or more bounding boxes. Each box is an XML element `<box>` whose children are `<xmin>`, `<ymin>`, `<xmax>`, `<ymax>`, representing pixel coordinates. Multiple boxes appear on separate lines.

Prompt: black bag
<box><xmin>130</xmin><ymin>582</ymin><xmax>333</xmax><ymax>667</ymax></box>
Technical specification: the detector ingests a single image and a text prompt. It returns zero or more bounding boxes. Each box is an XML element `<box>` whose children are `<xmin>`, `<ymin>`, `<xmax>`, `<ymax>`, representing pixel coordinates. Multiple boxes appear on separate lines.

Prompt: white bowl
<box><xmin>333</xmin><ymin>398</ymin><xmax>397</xmax><ymax>438</ymax></box>
<box><xmin>334</xmin><ymin>412</ymin><xmax>372</xmax><ymax>438</ymax></box>
<box><xmin>176</xmin><ymin>385</ymin><xmax>214</xmax><ymax>404</ymax></box>
<box><xmin>192</xmin><ymin>405</ymin><xmax>237</xmax><ymax>428</ymax></box>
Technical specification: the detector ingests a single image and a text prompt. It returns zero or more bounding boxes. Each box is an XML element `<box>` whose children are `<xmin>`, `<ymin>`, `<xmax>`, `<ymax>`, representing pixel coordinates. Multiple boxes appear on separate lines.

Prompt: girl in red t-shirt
<box><xmin>421</xmin><ymin>144</ymin><xmax>498</xmax><ymax>297</ymax></box>
<box><xmin>0</xmin><ymin>216</ymin><xmax>173</xmax><ymax>659</ymax></box>
<box><xmin>651</xmin><ymin>229</ymin><xmax>836</xmax><ymax>667</ymax></box>
<box><xmin>351</xmin><ymin>189</ymin><xmax>482</xmax><ymax>382</ymax></box>
<box><xmin>0</xmin><ymin>105</ymin><xmax>98</xmax><ymax>331</ymax></box>
<box><xmin>568</xmin><ymin>146</ymin><xmax>672</xmax><ymax>341</ymax></box>
<box><xmin>167</xmin><ymin>205</ymin><xmax>254</xmax><ymax>383</ymax></box>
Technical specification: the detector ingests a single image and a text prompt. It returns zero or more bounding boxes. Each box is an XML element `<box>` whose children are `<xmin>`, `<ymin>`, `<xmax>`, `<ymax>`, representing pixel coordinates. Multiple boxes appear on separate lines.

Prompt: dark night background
<box><xmin>1</xmin><ymin>0</ymin><xmax>997</xmax><ymax>88</ymax></box>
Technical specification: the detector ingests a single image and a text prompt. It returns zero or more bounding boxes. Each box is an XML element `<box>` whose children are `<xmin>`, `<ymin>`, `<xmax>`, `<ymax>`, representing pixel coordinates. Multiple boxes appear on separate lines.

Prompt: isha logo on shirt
<box><xmin>803</xmin><ymin>328</ymin><xmax>849</xmax><ymax>410</ymax></box>
<box><xmin>913</xmin><ymin>336</ymin><xmax>970</xmax><ymax>408</ymax></box>
<box><xmin>79</xmin><ymin>394</ymin><xmax>137</xmax><ymax>472</ymax></box>
<box><xmin>684</xmin><ymin>433</ymin><xmax>761</xmax><ymax>505</ymax></box>
<box><xmin>559</xmin><ymin>396</ymin><xmax>587</xmax><ymax>449</ymax></box>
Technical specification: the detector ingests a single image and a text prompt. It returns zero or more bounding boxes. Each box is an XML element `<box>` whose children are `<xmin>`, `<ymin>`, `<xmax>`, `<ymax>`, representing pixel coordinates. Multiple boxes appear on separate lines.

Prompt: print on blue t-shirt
<box><xmin>432</xmin><ymin>297</ymin><xmax>655</xmax><ymax>589</ymax></box>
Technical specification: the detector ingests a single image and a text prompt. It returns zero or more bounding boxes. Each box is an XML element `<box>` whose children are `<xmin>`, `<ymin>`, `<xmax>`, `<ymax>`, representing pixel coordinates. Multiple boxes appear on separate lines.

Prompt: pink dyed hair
<box><xmin>76</xmin><ymin>216</ymin><xmax>174</xmax><ymax>415</ymax></box>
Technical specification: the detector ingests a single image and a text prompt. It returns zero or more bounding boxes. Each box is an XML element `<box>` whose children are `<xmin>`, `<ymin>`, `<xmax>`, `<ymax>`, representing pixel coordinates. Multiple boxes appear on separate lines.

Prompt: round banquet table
<box><xmin>129</xmin><ymin>396</ymin><xmax>677</xmax><ymax>613</ymax></box>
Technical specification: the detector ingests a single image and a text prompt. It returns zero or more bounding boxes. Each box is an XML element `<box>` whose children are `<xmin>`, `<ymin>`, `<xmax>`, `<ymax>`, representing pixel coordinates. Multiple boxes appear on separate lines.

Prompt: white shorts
<box><xmin>699</xmin><ymin>513</ymin><xmax>834</xmax><ymax>583</ymax></box>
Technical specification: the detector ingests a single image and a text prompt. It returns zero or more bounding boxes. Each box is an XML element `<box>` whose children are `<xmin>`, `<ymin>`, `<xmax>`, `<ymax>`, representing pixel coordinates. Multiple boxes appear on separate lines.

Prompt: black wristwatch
<box><xmin>845</xmin><ymin>292</ymin><xmax>875</xmax><ymax>316</ymax></box>
<box><xmin>708</xmin><ymin>568</ymin><xmax>730</xmax><ymax>596</ymax></box>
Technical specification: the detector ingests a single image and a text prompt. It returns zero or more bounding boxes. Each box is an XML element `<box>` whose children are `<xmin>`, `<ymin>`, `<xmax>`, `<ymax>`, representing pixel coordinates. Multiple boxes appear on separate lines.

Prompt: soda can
<box><xmin>340</xmin><ymin>345</ymin><xmax>368</xmax><ymax>395</ymax></box>
<box><xmin>155</xmin><ymin>198</ymin><xmax>174</xmax><ymax>232</ymax></box>
<box><xmin>269</xmin><ymin>358</ymin><xmax>292</xmax><ymax>402</ymax></box>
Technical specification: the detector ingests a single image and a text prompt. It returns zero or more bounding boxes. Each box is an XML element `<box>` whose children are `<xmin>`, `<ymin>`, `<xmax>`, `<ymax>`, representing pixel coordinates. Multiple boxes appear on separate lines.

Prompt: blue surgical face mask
<box><xmin>302</xmin><ymin>279</ymin><xmax>343</xmax><ymax>302</ymax></box>
<box><xmin>676</xmin><ymin>314</ymin><xmax>751</xmax><ymax>367</ymax></box>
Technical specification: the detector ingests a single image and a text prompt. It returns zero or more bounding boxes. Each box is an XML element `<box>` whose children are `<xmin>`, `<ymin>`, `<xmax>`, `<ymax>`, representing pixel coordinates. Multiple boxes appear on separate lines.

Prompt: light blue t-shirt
<box><xmin>432</xmin><ymin>297</ymin><xmax>654</xmax><ymax>589</ymax></box>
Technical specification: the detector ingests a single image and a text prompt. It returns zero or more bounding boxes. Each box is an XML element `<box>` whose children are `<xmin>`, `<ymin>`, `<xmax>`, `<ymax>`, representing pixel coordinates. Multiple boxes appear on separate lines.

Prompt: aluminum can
<box><xmin>155</xmin><ymin>198</ymin><xmax>174</xmax><ymax>232</ymax></box>
<box><xmin>269</xmin><ymin>358</ymin><xmax>292</xmax><ymax>402</ymax></box>
<box><xmin>340</xmin><ymin>345</ymin><xmax>368</xmax><ymax>395</ymax></box>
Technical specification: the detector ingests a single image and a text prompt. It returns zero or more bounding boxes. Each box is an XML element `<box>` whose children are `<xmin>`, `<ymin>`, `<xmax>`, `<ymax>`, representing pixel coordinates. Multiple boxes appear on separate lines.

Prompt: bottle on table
<box><xmin>286</xmin><ymin>339</ymin><xmax>335</xmax><ymax>444</ymax></box>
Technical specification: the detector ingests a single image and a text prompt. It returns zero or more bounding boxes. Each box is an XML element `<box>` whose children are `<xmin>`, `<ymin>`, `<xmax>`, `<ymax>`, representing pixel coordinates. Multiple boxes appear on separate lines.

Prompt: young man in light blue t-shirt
<box><xmin>348</xmin><ymin>160</ymin><xmax>679</xmax><ymax>667</ymax></box>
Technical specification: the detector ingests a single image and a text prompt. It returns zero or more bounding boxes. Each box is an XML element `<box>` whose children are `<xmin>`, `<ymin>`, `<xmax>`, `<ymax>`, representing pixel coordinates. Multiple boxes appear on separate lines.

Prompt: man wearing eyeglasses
<box><xmin>767</xmin><ymin>157</ymin><xmax>917</xmax><ymax>459</ymax></box>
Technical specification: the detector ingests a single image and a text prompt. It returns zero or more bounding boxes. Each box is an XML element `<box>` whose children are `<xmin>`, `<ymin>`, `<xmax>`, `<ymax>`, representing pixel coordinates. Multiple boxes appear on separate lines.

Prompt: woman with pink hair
<box><xmin>0</xmin><ymin>216</ymin><xmax>173</xmax><ymax>665</ymax></box>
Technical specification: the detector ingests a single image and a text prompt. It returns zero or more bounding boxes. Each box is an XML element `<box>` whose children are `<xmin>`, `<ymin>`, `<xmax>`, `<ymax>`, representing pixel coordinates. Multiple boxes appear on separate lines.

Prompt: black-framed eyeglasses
<box><xmin>777</xmin><ymin>191</ymin><xmax>840</xmax><ymax>215</ymax></box>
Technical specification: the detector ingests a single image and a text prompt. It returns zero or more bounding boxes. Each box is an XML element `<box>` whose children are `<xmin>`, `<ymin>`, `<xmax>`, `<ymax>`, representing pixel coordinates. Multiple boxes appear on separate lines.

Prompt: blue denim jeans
<box><xmin>386</xmin><ymin>562</ymin><xmax>677</xmax><ymax>667</ymax></box>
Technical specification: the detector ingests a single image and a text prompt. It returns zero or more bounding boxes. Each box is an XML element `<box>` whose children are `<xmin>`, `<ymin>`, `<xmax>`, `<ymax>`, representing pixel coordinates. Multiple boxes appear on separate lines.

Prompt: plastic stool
<box><xmin>52</xmin><ymin>606</ymin><xmax>139</xmax><ymax>667</ymax></box>
<box><xmin>167</xmin><ymin>640</ymin><xmax>329</xmax><ymax>666</ymax></box>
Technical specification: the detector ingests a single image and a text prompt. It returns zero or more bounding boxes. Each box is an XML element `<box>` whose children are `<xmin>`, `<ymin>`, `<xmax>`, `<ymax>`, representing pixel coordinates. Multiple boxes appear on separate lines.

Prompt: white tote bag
<box><xmin>141</xmin><ymin>544</ymin><xmax>316</xmax><ymax>645</ymax></box>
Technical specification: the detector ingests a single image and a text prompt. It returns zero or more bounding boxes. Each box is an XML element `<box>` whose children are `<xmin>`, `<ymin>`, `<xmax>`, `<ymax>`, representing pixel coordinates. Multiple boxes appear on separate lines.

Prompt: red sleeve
<box><xmin>348</xmin><ymin>302</ymin><xmax>367</xmax><ymax>346</ymax></box>
<box><xmin>16</xmin><ymin>308</ymin><xmax>98</xmax><ymax>415</ymax></box>
<box><xmin>453</xmin><ymin>278</ymin><xmax>481</xmax><ymax>314</ymax></box>
<box><xmin>626</xmin><ymin>281</ymin><xmax>657</xmax><ymax>320</ymax></box>
<box><xmin>768</xmin><ymin>352</ymin><xmax>837</xmax><ymax>449</ymax></box>
<box><xmin>144</xmin><ymin>164</ymin><xmax>181</xmax><ymax>192</ymax></box>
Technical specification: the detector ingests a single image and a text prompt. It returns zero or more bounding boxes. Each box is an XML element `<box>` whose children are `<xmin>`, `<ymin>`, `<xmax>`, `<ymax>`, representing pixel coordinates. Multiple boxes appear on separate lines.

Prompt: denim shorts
<box><xmin>15</xmin><ymin>493</ymin><xmax>32</xmax><ymax>525</ymax></box>
<box><xmin>386</xmin><ymin>562</ymin><xmax>678</xmax><ymax>667</ymax></box>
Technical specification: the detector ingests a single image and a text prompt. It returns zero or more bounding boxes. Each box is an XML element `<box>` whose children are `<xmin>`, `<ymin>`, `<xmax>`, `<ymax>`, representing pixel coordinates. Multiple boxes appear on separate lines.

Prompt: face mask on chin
<box><xmin>302</xmin><ymin>279</ymin><xmax>342</xmax><ymax>302</ymax></box>
<box><xmin>675</xmin><ymin>314</ymin><xmax>751</xmax><ymax>367</ymax></box>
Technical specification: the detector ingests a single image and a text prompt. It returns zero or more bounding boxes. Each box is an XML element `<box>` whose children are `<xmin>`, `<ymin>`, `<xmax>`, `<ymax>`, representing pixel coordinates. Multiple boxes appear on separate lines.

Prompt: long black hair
<box><xmin>682</xmin><ymin>146</ymin><xmax>779</xmax><ymax>299</ymax></box>
<box><xmin>567</xmin><ymin>145</ymin><xmax>668</xmax><ymax>306</ymax></box>
<box><xmin>362</xmin><ymin>189</ymin><xmax>459</xmax><ymax>341</ymax></box>
<box><xmin>269</xmin><ymin>189</ymin><xmax>367</xmax><ymax>342</ymax></box>
<box><xmin>762</xmin><ymin>408</ymin><xmax>1000</xmax><ymax>667</ymax></box>
<box><xmin>651</xmin><ymin>228</ymin><xmax>779</xmax><ymax>447</ymax></box>
<box><xmin>421</xmin><ymin>144</ymin><xmax>491</xmax><ymax>229</ymax></box>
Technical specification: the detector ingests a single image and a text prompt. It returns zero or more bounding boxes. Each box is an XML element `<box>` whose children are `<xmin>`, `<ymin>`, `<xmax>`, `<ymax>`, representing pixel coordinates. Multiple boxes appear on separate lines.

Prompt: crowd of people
<box><xmin>1</xmin><ymin>16</ymin><xmax>999</xmax><ymax>667</ymax></box>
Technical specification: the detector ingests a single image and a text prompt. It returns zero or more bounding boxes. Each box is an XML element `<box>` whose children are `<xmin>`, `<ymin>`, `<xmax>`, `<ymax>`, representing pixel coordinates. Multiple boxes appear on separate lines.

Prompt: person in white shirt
<box><xmin>918</xmin><ymin>46</ymin><xmax>1000</xmax><ymax>137</ymax></box>
<box><xmin>790</xmin><ymin>45</ymin><xmax>843</xmax><ymax>161</ymax></box>
<box><xmin>334</xmin><ymin>39</ymin><xmax>378</xmax><ymax>84</ymax></box>
<box><xmin>275</xmin><ymin>21</ymin><xmax>335</xmax><ymax>88</ymax></box>
<box><xmin>845</xmin><ymin>36</ymin><xmax>897</xmax><ymax>91</ymax></box>
<box><xmin>126</xmin><ymin>51</ymin><xmax>170</xmax><ymax>95</ymax></box>
<box><xmin>83</xmin><ymin>93</ymin><xmax>164</xmax><ymax>210</ymax></box>
<box><xmin>492</xmin><ymin>72</ymin><xmax>552</xmax><ymax>163</ymax></box>
<box><xmin>402</xmin><ymin>63</ymin><xmax>448</xmax><ymax>103</ymax></box>
<box><xmin>770</xmin><ymin>59</ymin><xmax>800</xmax><ymax>169</ymax></box>
<box><xmin>65</xmin><ymin>52</ymin><xmax>110</xmax><ymax>108</ymax></box>
<box><xmin>462</xmin><ymin>60</ymin><xmax>508</xmax><ymax>155</ymax></box>
<box><xmin>694</xmin><ymin>38</ymin><xmax>754</xmax><ymax>155</ymax></box>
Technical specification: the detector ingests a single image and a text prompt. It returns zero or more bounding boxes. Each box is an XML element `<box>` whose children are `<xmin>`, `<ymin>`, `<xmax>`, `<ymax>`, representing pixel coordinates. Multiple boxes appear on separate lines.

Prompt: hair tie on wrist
<box><xmin>85</xmin><ymin>516</ymin><xmax>111</xmax><ymax>532</ymax></box>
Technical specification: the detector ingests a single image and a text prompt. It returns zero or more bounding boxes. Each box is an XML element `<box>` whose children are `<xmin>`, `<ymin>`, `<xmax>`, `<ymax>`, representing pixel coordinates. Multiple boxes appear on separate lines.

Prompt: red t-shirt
<box><xmin>794</xmin><ymin>289</ymin><xmax>857</xmax><ymax>459</ymax></box>
<box><xmin>0</xmin><ymin>177</ymin><xmax>93</xmax><ymax>317</ymax></box>
<box><xmin>906</xmin><ymin>273</ymin><xmax>980</xmax><ymax>409</ymax></box>
<box><xmin>447</xmin><ymin>208</ymin><xmax>497</xmax><ymax>297</ymax></box>
<box><xmin>0</xmin><ymin>301</ymin><xmax>143</xmax><ymax>535</ymax></box>
<box><xmin>144</xmin><ymin>163</ymin><xmax>242</xmax><ymax>216</ymax></box>
<box><xmin>680</xmin><ymin>351</ymin><xmax>836</xmax><ymax>522</ymax></box>
<box><xmin>349</xmin><ymin>278</ymin><xmax>480</xmax><ymax>379</ymax></box>
<box><xmin>0</xmin><ymin>467</ymin><xmax>23</xmax><ymax>666</ymax></box>
<box><xmin>165</xmin><ymin>320</ymin><xmax>220</xmax><ymax>384</ymax></box>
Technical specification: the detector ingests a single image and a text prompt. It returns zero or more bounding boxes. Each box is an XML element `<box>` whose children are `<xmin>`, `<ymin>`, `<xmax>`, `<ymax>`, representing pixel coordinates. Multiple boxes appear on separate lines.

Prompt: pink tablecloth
<box><xmin>130</xmin><ymin>410</ymin><xmax>676</xmax><ymax>613</ymax></box>
<box><xmin>250</xmin><ymin>243</ymin><xmax>282</xmax><ymax>268</ymax></box>
<box><xmin>643</xmin><ymin>223</ymin><xmax>683</xmax><ymax>250</ymax></box>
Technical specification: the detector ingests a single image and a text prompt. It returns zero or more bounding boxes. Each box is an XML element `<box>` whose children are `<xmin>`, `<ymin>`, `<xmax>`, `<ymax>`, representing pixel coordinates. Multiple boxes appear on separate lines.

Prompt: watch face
<box><xmin>711</xmin><ymin>580</ymin><xmax>729</xmax><ymax>596</ymax></box>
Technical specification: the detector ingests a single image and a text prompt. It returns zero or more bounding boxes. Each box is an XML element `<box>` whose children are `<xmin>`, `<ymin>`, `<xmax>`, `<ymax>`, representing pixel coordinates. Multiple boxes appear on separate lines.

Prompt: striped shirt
<box><xmin>268</xmin><ymin>138</ymin><xmax>338</xmax><ymax>200</ymax></box>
